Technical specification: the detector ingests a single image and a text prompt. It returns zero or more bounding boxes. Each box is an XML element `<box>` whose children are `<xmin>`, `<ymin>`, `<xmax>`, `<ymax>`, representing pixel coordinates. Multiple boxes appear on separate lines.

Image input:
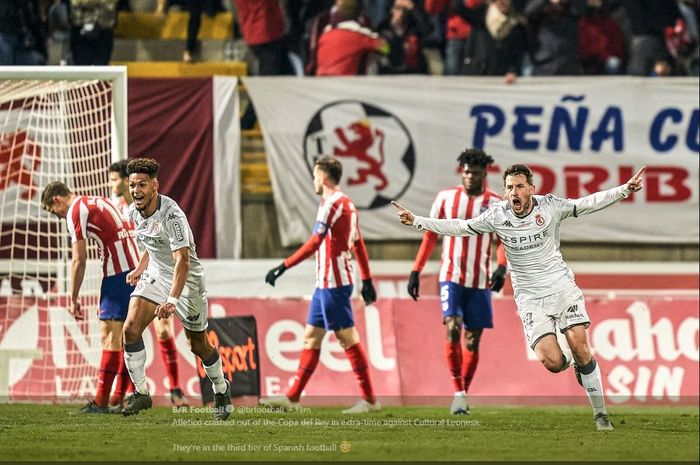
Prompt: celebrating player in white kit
<box><xmin>108</xmin><ymin>160</ymin><xmax>188</xmax><ymax>408</ymax></box>
<box><xmin>393</xmin><ymin>164</ymin><xmax>646</xmax><ymax>431</ymax></box>
<box><xmin>120</xmin><ymin>158</ymin><xmax>230</xmax><ymax>420</ymax></box>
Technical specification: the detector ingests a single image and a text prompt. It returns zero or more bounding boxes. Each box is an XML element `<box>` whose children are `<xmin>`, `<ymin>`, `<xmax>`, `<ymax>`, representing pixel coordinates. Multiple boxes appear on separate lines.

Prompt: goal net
<box><xmin>0</xmin><ymin>66</ymin><xmax>126</xmax><ymax>402</ymax></box>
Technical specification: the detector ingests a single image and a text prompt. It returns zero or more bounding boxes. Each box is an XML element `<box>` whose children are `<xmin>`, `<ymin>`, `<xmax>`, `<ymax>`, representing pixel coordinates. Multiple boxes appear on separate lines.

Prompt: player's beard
<box><xmin>511</xmin><ymin>196</ymin><xmax>531</xmax><ymax>217</ymax></box>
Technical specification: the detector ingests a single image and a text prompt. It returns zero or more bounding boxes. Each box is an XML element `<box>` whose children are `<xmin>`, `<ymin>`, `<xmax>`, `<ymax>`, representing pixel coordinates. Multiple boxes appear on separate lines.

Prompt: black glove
<box><xmin>361</xmin><ymin>279</ymin><xmax>377</xmax><ymax>305</ymax></box>
<box><xmin>490</xmin><ymin>265</ymin><xmax>507</xmax><ymax>292</ymax></box>
<box><xmin>407</xmin><ymin>271</ymin><xmax>420</xmax><ymax>301</ymax></box>
<box><xmin>265</xmin><ymin>263</ymin><xmax>286</xmax><ymax>287</ymax></box>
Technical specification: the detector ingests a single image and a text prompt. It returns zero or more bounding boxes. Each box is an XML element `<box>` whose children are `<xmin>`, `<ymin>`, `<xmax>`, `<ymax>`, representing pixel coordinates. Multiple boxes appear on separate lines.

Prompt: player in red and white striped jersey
<box><xmin>408</xmin><ymin>148</ymin><xmax>507</xmax><ymax>415</ymax></box>
<box><xmin>41</xmin><ymin>181</ymin><xmax>139</xmax><ymax>414</ymax></box>
<box><xmin>109</xmin><ymin>161</ymin><xmax>188</xmax><ymax>408</ymax></box>
<box><xmin>261</xmin><ymin>155</ymin><xmax>379</xmax><ymax>414</ymax></box>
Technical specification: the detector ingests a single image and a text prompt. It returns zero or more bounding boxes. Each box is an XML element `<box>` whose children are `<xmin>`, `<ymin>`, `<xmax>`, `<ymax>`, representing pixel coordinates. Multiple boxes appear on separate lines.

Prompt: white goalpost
<box><xmin>0</xmin><ymin>66</ymin><xmax>127</xmax><ymax>402</ymax></box>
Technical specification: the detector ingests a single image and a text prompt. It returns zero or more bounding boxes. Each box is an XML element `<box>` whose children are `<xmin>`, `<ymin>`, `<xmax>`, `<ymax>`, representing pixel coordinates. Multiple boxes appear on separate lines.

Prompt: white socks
<box><xmin>202</xmin><ymin>351</ymin><xmax>228</xmax><ymax>394</ymax></box>
<box><xmin>124</xmin><ymin>339</ymin><xmax>148</xmax><ymax>395</ymax></box>
<box><xmin>579</xmin><ymin>359</ymin><xmax>607</xmax><ymax>415</ymax></box>
<box><xmin>560</xmin><ymin>347</ymin><xmax>574</xmax><ymax>371</ymax></box>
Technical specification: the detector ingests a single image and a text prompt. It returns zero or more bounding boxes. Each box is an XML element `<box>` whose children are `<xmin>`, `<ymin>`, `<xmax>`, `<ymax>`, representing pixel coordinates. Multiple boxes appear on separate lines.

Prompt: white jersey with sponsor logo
<box><xmin>414</xmin><ymin>185</ymin><xmax>631</xmax><ymax>299</ymax></box>
<box><xmin>128</xmin><ymin>194</ymin><xmax>204</xmax><ymax>285</ymax></box>
<box><xmin>429</xmin><ymin>186</ymin><xmax>501</xmax><ymax>288</ymax></box>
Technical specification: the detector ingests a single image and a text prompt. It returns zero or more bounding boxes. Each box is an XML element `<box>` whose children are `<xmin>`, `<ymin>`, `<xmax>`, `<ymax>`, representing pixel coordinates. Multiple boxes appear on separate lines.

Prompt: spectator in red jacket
<box><xmin>316</xmin><ymin>0</ymin><xmax>390</xmax><ymax>76</ymax></box>
<box><xmin>578</xmin><ymin>0</ymin><xmax>625</xmax><ymax>74</ymax></box>
<box><xmin>233</xmin><ymin>0</ymin><xmax>294</xmax><ymax>128</ymax></box>
<box><xmin>425</xmin><ymin>0</ymin><xmax>484</xmax><ymax>75</ymax></box>
<box><xmin>304</xmin><ymin>0</ymin><xmax>373</xmax><ymax>75</ymax></box>
<box><xmin>233</xmin><ymin>0</ymin><xmax>293</xmax><ymax>76</ymax></box>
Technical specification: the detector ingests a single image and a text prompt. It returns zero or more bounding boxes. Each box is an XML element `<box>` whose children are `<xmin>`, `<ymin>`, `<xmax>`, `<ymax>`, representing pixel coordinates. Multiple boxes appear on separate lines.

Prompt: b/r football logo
<box><xmin>303</xmin><ymin>100</ymin><xmax>415</xmax><ymax>209</ymax></box>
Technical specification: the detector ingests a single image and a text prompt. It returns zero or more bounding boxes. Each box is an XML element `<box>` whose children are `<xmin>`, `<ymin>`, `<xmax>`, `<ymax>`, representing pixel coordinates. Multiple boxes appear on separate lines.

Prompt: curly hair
<box><xmin>503</xmin><ymin>164</ymin><xmax>534</xmax><ymax>185</ymax></box>
<box><xmin>456</xmin><ymin>148</ymin><xmax>495</xmax><ymax>168</ymax></box>
<box><xmin>127</xmin><ymin>157</ymin><xmax>160</xmax><ymax>178</ymax></box>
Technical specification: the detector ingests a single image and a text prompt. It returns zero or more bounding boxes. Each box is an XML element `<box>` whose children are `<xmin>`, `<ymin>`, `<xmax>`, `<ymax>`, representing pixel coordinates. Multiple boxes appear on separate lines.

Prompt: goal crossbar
<box><xmin>0</xmin><ymin>66</ymin><xmax>127</xmax><ymax>163</ymax></box>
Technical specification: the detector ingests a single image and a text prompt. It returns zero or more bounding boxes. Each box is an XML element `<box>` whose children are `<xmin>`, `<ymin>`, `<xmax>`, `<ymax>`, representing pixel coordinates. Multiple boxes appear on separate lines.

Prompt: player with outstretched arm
<box><xmin>260</xmin><ymin>155</ymin><xmax>380</xmax><ymax>414</ymax></box>
<box><xmin>393</xmin><ymin>164</ymin><xmax>646</xmax><ymax>431</ymax></box>
<box><xmin>119</xmin><ymin>158</ymin><xmax>231</xmax><ymax>420</ymax></box>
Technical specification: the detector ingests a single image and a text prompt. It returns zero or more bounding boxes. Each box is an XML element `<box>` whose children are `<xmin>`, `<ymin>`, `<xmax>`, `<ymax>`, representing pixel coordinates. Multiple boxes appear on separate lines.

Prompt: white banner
<box><xmin>244</xmin><ymin>76</ymin><xmax>699</xmax><ymax>246</ymax></box>
<box><xmin>213</xmin><ymin>76</ymin><xmax>241</xmax><ymax>259</ymax></box>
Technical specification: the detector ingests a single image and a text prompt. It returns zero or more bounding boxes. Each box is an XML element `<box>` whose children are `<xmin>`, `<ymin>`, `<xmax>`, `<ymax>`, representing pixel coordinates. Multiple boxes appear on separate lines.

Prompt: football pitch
<box><xmin>0</xmin><ymin>404</ymin><xmax>697</xmax><ymax>462</ymax></box>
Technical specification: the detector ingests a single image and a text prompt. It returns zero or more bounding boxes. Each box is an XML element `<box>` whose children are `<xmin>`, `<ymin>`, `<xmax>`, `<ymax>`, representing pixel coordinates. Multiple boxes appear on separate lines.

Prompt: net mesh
<box><xmin>0</xmin><ymin>79</ymin><xmax>114</xmax><ymax>402</ymax></box>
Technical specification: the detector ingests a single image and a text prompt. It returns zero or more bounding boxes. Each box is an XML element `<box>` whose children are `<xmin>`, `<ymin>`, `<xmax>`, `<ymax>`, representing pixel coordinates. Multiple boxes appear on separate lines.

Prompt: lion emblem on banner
<box><xmin>304</xmin><ymin>100</ymin><xmax>415</xmax><ymax>210</ymax></box>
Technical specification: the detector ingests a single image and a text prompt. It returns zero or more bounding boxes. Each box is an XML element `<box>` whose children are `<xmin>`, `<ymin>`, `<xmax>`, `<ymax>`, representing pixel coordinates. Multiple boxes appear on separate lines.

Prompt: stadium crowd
<box><xmin>1</xmin><ymin>0</ymin><xmax>698</xmax><ymax>77</ymax></box>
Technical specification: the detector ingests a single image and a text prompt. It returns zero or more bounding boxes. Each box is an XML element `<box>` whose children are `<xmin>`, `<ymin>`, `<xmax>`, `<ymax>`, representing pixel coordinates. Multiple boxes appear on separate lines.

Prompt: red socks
<box><xmin>345</xmin><ymin>343</ymin><xmax>376</xmax><ymax>404</ymax></box>
<box><xmin>95</xmin><ymin>350</ymin><xmax>121</xmax><ymax>407</ymax></box>
<box><xmin>110</xmin><ymin>352</ymin><xmax>133</xmax><ymax>405</ymax></box>
<box><xmin>159</xmin><ymin>336</ymin><xmax>180</xmax><ymax>390</ymax></box>
<box><xmin>462</xmin><ymin>350</ymin><xmax>480</xmax><ymax>392</ymax></box>
<box><xmin>287</xmin><ymin>348</ymin><xmax>320</xmax><ymax>402</ymax></box>
<box><xmin>445</xmin><ymin>341</ymin><xmax>464</xmax><ymax>392</ymax></box>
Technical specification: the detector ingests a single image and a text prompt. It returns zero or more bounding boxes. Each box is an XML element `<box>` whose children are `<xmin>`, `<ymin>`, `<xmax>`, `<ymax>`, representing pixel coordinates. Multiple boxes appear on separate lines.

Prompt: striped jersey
<box><xmin>313</xmin><ymin>191</ymin><xmax>362</xmax><ymax>289</ymax></box>
<box><xmin>111</xmin><ymin>195</ymin><xmax>130</xmax><ymax>217</ymax></box>
<box><xmin>282</xmin><ymin>190</ymin><xmax>372</xmax><ymax>289</ymax></box>
<box><xmin>429</xmin><ymin>187</ymin><xmax>501</xmax><ymax>288</ymax></box>
<box><xmin>66</xmin><ymin>195</ymin><xmax>139</xmax><ymax>277</ymax></box>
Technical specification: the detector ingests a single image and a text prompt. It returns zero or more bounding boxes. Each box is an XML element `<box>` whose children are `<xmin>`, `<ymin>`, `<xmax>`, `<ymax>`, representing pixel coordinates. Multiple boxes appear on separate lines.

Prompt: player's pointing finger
<box><xmin>633</xmin><ymin>166</ymin><xmax>646</xmax><ymax>180</ymax></box>
<box><xmin>391</xmin><ymin>200</ymin><xmax>406</xmax><ymax>211</ymax></box>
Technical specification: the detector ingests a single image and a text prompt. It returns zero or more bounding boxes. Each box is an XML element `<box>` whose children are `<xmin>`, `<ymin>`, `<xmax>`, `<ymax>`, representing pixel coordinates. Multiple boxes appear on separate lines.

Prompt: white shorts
<box><xmin>131</xmin><ymin>270</ymin><xmax>209</xmax><ymax>332</ymax></box>
<box><xmin>515</xmin><ymin>285</ymin><xmax>590</xmax><ymax>349</ymax></box>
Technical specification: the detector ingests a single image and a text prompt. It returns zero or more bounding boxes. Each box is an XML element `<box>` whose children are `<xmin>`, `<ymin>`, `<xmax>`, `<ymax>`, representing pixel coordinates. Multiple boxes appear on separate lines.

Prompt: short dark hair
<box><xmin>457</xmin><ymin>148</ymin><xmax>494</xmax><ymax>168</ymax></box>
<box><xmin>314</xmin><ymin>155</ymin><xmax>342</xmax><ymax>185</ymax></box>
<box><xmin>41</xmin><ymin>181</ymin><xmax>72</xmax><ymax>209</ymax></box>
<box><xmin>503</xmin><ymin>164</ymin><xmax>534</xmax><ymax>185</ymax></box>
<box><xmin>127</xmin><ymin>157</ymin><xmax>160</xmax><ymax>178</ymax></box>
<box><xmin>109</xmin><ymin>160</ymin><xmax>129</xmax><ymax>179</ymax></box>
<box><xmin>337</xmin><ymin>0</ymin><xmax>362</xmax><ymax>19</ymax></box>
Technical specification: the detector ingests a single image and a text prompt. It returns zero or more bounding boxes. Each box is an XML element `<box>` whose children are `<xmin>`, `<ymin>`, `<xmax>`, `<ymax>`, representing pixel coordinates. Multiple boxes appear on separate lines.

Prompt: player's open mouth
<box><xmin>512</xmin><ymin>198</ymin><xmax>522</xmax><ymax>208</ymax></box>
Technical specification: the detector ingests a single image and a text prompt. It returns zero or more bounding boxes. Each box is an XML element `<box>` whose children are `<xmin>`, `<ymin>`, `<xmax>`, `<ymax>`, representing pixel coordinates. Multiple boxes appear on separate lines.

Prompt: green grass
<box><xmin>0</xmin><ymin>404</ymin><xmax>697</xmax><ymax>461</ymax></box>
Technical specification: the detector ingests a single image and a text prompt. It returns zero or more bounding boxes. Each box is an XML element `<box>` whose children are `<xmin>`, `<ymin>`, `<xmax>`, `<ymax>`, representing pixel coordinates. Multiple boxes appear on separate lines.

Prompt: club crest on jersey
<box><xmin>535</xmin><ymin>214</ymin><xmax>545</xmax><ymax>226</ymax></box>
<box><xmin>303</xmin><ymin>100</ymin><xmax>415</xmax><ymax>210</ymax></box>
<box><xmin>147</xmin><ymin>221</ymin><xmax>160</xmax><ymax>235</ymax></box>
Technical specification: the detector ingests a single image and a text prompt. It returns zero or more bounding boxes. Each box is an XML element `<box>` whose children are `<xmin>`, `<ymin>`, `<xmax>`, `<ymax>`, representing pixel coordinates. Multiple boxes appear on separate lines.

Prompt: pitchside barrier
<box><xmin>1</xmin><ymin>260</ymin><xmax>696</xmax><ymax>406</ymax></box>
